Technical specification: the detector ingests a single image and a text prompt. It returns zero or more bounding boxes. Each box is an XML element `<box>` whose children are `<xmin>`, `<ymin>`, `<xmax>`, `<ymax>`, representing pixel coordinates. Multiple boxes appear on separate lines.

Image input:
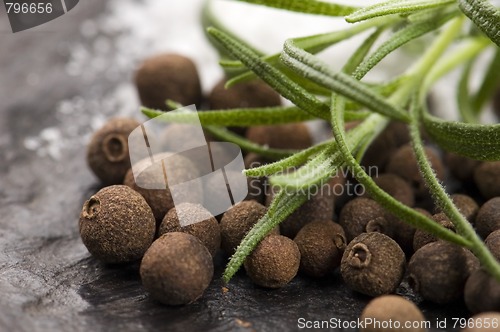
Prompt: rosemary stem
<box><xmin>409</xmin><ymin>98</ymin><xmax>500</xmax><ymax>281</ymax></box>
<box><xmin>330</xmin><ymin>99</ymin><xmax>471</xmax><ymax>247</ymax></box>
<box><xmin>422</xmin><ymin>38</ymin><xmax>490</xmax><ymax>96</ymax></box>
<box><xmin>407</xmin><ymin>16</ymin><xmax>465</xmax><ymax>80</ymax></box>
<box><xmin>405</xmin><ymin>15</ymin><xmax>500</xmax><ymax>281</ymax></box>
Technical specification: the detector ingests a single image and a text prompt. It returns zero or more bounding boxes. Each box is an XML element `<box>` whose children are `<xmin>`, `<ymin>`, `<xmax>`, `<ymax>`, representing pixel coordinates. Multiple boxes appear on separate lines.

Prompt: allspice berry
<box><xmin>445</xmin><ymin>152</ymin><xmax>480</xmax><ymax>184</ymax></box>
<box><xmin>464</xmin><ymin>268</ymin><xmax>500</xmax><ymax>314</ymax></box>
<box><xmin>294</xmin><ymin>221</ymin><xmax>346</xmax><ymax>277</ymax></box>
<box><xmin>449</xmin><ymin>194</ymin><xmax>479</xmax><ymax>223</ymax></box>
<box><xmin>244</xmin><ymin>153</ymin><xmax>268</xmax><ymax>204</ymax></box>
<box><xmin>246</xmin><ymin>123</ymin><xmax>312</xmax><ymax>150</ymax></box>
<box><xmin>386</xmin><ymin>144</ymin><xmax>444</xmax><ymax>198</ymax></box>
<box><xmin>341</xmin><ymin>232</ymin><xmax>406</xmax><ymax>297</ymax></box>
<box><xmin>123</xmin><ymin>168</ymin><xmax>171</xmax><ymax>223</ymax></box>
<box><xmin>474</xmin><ymin>162</ymin><xmax>500</xmax><ymax>199</ymax></box>
<box><xmin>408</xmin><ymin>241</ymin><xmax>474</xmax><ymax>304</ymax></box>
<box><xmin>462</xmin><ymin>312</ymin><xmax>500</xmax><ymax>332</ymax></box>
<box><xmin>79</xmin><ymin>185</ymin><xmax>156</xmax><ymax>263</ymax></box>
<box><xmin>220</xmin><ymin>200</ymin><xmax>276</xmax><ymax>256</ymax></box>
<box><xmin>140</xmin><ymin>232</ymin><xmax>213</xmax><ymax>305</ymax></box>
<box><xmin>209</xmin><ymin>79</ymin><xmax>281</xmax><ymax>135</ymax></box>
<box><xmin>159</xmin><ymin>203</ymin><xmax>220</xmax><ymax>257</ymax></box>
<box><xmin>413</xmin><ymin>213</ymin><xmax>456</xmax><ymax>252</ymax></box>
<box><xmin>385</xmin><ymin>208</ymin><xmax>431</xmax><ymax>256</ymax></box>
<box><xmin>339</xmin><ymin>198</ymin><xmax>387</xmax><ymax>242</ymax></box>
<box><xmin>209</xmin><ymin>79</ymin><xmax>281</xmax><ymax>110</ymax></box>
<box><xmin>365</xmin><ymin>174</ymin><xmax>415</xmax><ymax>207</ymax></box>
<box><xmin>87</xmin><ymin>117</ymin><xmax>139</xmax><ymax>185</ymax></box>
<box><xmin>361</xmin><ymin>121</ymin><xmax>410</xmax><ymax>170</ymax></box>
<box><xmin>475</xmin><ymin>197</ymin><xmax>500</xmax><ymax>238</ymax></box>
<box><xmin>360</xmin><ymin>295</ymin><xmax>426</xmax><ymax>332</ymax></box>
<box><xmin>244</xmin><ymin>235</ymin><xmax>300</xmax><ymax>288</ymax></box>
<box><xmin>266</xmin><ymin>182</ymin><xmax>334</xmax><ymax>238</ymax></box>
<box><xmin>485</xmin><ymin>229</ymin><xmax>500</xmax><ymax>261</ymax></box>
<box><xmin>123</xmin><ymin>153</ymin><xmax>202</xmax><ymax>223</ymax></box>
<box><xmin>134</xmin><ymin>54</ymin><xmax>202</xmax><ymax>110</ymax></box>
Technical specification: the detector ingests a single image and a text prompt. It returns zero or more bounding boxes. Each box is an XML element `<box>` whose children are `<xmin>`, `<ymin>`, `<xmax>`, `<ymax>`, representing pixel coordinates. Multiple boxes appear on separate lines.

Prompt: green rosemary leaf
<box><xmin>143</xmin><ymin>102</ymin><xmax>297</xmax><ymax>159</ymax></box>
<box><xmin>346</xmin><ymin>0</ymin><xmax>455</xmax><ymax>23</ymax></box>
<box><xmin>269</xmin><ymin>147</ymin><xmax>342</xmax><ymax>191</ymax></box>
<box><xmin>232</xmin><ymin>0</ymin><xmax>357</xmax><ymax>16</ymax></box>
<box><xmin>205</xmin><ymin>126</ymin><xmax>297</xmax><ymax>160</ymax></box>
<box><xmin>422</xmin><ymin>37</ymin><xmax>490</xmax><ymax>94</ymax></box>
<box><xmin>244</xmin><ymin>140</ymin><xmax>332</xmax><ymax>177</ymax></box>
<box><xmin>353</xmin><ymin>13</ymin><xmax>455</xmax><ymax>80</ymax></box>
<box><xmin>207</xmin><ymin>27</ymin><xmax>331</xmax><ymax>120</ymax></box>
<box><xmin>281</xmin><ymin>40</ymin><xmax>411</xmax><ymax>122</ymax></box>
<box><xmin>223</xmin><ymin>189</ymin><xmax>309</xmax><ymax>282</ymax></box>
<box><xmin>342</xmin><ymin>28</ymin><xmax>385</xmax><ymax>75</ymax></box>
<box><xmin>141</xmin><ymin>105</ymin><xmax>315</xmax><ymax>126</ymax></box>
<box><xmin>422</xmin><ymin>110</ymin><xmax>500</xmax><ymax>161</ymax></box>
<box><xmin>459</xmin><ymin>0</ymin><xmax>500</xmax><ymax>47</ymax></box>
<box><xmin>473</xmin><ymin>48</ymin><xmax>500</xmax><ymax>113</ymax></box>
<box><xmin>457</xmin><ymin>60</ymin><xmax>477</xmax><ymax>123</ymax></box>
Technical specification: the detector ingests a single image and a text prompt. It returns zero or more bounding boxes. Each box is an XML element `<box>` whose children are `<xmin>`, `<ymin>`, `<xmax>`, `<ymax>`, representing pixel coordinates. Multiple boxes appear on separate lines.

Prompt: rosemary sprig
<box><xmin>144</xmin><ymin>0</ymin><xmax>500</xmax><ymax>283</ymax></box>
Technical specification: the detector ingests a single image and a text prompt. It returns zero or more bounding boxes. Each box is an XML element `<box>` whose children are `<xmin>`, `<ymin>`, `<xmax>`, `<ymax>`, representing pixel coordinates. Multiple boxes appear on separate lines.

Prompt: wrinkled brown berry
<box><xmin>134</xmin><ymin>54</ymin><xmax>202</xmax><ymax>110</ymax></box>
<box><xmin>123</xmin><ymin>152</ymin><xmax>202</xmax><ymax>223</ymax></box>
<box><xmin>244</xmin><ymin>235</ymin><xmax>300</xmax><ymax>288</ymax></box>
<box><xmin>209</xmin><ymin>79</ymin><xmax>281</xmax><ymax>110</ymax></box>
<box><xmin>244</xmin><ymin>153</ymin><xmax>268</xmax><ymax>204</ymax></box>
<box><xmin>408</xmin><ymin>241</ymin><xmax>476</xmax><ymax>304</ymax></box>
<box><xmin>220</xmin><ymin>200</ymin><xmax>277</xmax><ymax>255</ymax></box>
<box><xmin>246</xmin><ymin>123</ymin><xmax>312</xmax><ymax>150</ymax></box>
<box><xmin>485</xmin><ymin>229</ymin><xmax>500</xmax><ymax>261</ymax></box>
<box><xmin>361</xmin><ymin>121</ymin><xmax>410</xmax><ymax>170</ymax></box>
<box><xmin>140</xmin><ymin>232</ymin><xmax>213</xmax><ymax>305</ymax></box>
<box><xmin>364</xmin><ymin>174</ymin><xmax>415</xmax><ymax>207</ymax></box>
<box><xmin>413</xmin><ymin>213</ymin><xmax>456</xmax><ymax>252</ymax></box>
<box><xmin>465</xmin><ymin>268</ymin><xmax>500</xmax><ymax>314</ymax></box>
<box><xmin>474</xmin><ymin>162</ymin><xmax>500</xmax><ymax>199</ymax></box>
<box><xmin>360</xmin><ymin>295</ymin><xmax>426</xmax><ymax>332</ymax></box>
<box><xmin>435</xmin><ymin>194</ymin><xmax>479</xmax><ymax>223</ymax></box>
<box><xmin>279</xmin><ymin>194</ymin><xmax>333</xmax><ymax>239</ymax></box>
<box><xmin>385</xmin><ymin>208</ymin><xmax>432</xmax><ymax>256</ymax></box>
<box><xmin>445</xmin><ymin>152</ymin><xmax>480</xmax><ymax>184</ymax></box>
<box><xmin>341</xmin><ymin>232</ymin><xmax>405</xmax><ymax>297</ymax></box>
<box><xmin>386</xmin><ymin>144</ymin><xmax>444</xmax><ymax>198</ymax></box>
<box><xmin>209</xmin><ymin>79</ymin><xmax>281</xmax><ymax>135</ymax></box>
<box><xmin>87</xmin><ymin>117</ymin><xmax>139</xmax><ymax>185</ymax></box>
<box><xmin>475</xmin><ymin>197</ymin><xmax>500</xmax><ymax>238</ymax></box>
<box><xmin>339</xmin><ymin>198</ymin><xmax>388</xmax><ymax>242</ymax></box>
<box><xmin>79</xmin><ymin>185</ymin><xmax>156</xmax><ymax>263</ymax></box>
<box><xmin>159</xmin><ymin>203</ymin><xmax>220</xmax><ymax>257</ymax></box>
<box><xmin>293</xmin><ymin>221</ymin><xmax>346</xmax><ymax>278</ymax></box>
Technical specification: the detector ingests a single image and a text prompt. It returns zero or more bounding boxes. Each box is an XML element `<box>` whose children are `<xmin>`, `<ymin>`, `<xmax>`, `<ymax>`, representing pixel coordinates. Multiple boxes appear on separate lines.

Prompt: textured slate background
<box><xmin>0</xmin><ymin>1</ymin><xmax>470</xmax><ymax>331</ymax></box>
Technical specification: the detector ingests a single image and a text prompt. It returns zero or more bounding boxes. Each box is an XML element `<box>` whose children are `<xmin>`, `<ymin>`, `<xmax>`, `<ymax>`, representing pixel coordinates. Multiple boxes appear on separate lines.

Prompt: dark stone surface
<box><xmin>0</xmin><ymin>2</ymin><xmax>471</xmax><ymax>331</ymax></box>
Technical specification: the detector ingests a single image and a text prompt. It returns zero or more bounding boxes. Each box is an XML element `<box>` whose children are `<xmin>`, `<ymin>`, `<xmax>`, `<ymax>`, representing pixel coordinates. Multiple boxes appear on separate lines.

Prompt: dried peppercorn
<box><xmin>140</xmin><ymin>232</ymin><xmax>213</xmax><ymax>305</ymax></box>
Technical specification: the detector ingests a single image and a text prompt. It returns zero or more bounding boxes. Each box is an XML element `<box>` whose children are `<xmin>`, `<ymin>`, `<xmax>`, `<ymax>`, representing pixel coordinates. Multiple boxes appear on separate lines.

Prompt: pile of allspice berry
<box><xmin>80</xmin><ymin>53</ymin><xmax>500</xmax><ymax>330</ymax></box>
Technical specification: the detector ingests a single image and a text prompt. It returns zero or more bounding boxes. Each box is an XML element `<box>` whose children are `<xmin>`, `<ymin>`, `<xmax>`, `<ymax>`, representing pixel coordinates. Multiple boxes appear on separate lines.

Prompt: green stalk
<box><xmin>410</xmin><ymin>98</ymin><xmax>500</xmax><ymax>281</ymax></box>
<box><xmin>408</xmin><ymin>16</ymin><xmax>465</xmax><ymax>82</ymax></box>
<box><xmin>204</xmin><ymin>126</ymin><xmax>297</xmax><ymax>160</ymax></box>
<box><xmin>404</xmin><ymin>16</ymin><xmax>500</xmax><ymax>280</ymax></box>
<box><xmin>330</xmin><ymin>96</ymin><xmax>470</xmax><ymax>247</ymax></box>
